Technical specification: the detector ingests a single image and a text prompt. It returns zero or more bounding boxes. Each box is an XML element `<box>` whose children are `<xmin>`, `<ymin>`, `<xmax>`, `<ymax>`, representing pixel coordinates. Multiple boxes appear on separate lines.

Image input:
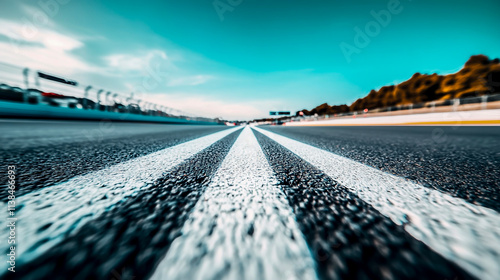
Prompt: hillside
<box><xmin>300</xmin><ymin>55</ymin><xmax>500</xmax><ymax>116</ymax></box>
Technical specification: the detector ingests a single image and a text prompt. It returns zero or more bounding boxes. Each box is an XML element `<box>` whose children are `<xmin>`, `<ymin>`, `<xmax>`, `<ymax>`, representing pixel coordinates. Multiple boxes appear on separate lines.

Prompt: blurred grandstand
<box><xmin>0</xmin><ymin>61</ymin><xmax>223</xmax><ymax>125</ymax></box>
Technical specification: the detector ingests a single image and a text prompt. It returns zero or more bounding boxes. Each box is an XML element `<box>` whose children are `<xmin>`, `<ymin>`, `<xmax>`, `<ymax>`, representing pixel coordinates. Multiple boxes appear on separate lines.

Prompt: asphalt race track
<box><xmin>263</xmin><ymin>126</ymin><xmax>500</xmax><ymax>212</ymax></box>
<box><xmin>1</xmin><ymin>120</ymin><xmax>499</xmax><ymax>280</ymax></box>
<box><xmin>0</xmin><ymin>120</ymin><xmax>229</xmax><ymax>199</ymax></box>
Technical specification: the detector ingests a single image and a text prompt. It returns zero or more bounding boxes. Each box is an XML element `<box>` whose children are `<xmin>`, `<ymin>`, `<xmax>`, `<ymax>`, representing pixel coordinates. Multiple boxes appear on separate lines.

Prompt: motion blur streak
<box><xmin>151</xmin><ymin>127</ymin><xmax>317</xmax><ymax>280</ymax></box>
<box><xmin>0</xmin><ymin>126</ymin><xmax>241</xmax><ymax>270</ymax></box>
<box><xmin>253</xmin><ymin>126</ymin><xmax>500</xmax><ymax>280</ymax></box>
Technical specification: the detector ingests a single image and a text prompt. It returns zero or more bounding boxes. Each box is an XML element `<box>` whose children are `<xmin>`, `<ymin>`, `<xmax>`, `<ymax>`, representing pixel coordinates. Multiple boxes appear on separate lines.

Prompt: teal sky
<box><xmin>0</xmin><ymin>0</ymin><xmax>499</xmax><ymax>119</ymax></box>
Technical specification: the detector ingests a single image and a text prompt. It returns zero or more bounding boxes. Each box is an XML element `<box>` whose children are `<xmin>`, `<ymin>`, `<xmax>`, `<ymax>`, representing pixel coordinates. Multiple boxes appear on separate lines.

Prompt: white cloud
<box><xmin>167</xmin><ymin>75</ymin><xmax>213</xmax><ymax>86</ymax></box>
<box><xmin>104</xmin><ymin>50</ymin><xmax>215</xmax><ymax>89</ymax></box>
<box><xmin>104</xmin><ymin>50</ymin><xmax>171</xmax><ymax>72</ymax></box>
<box><xmin>19</xmin><ymin>4</ymin><xmax>57</xmax><ymax>28</ymax></box>
<box><xmin>0</xmin><ymin>18</ymin><xmax>94</xmax><ymax>74</ymax></box>
<box><xmin>0</xmin><ymin>18</ymin><xmax>82</xmax><ymax>51</ymax></box>
<box><xmin>142</xmin><ymin>93</ymin><xmax>275</xmax><ymax>120</ymax></box>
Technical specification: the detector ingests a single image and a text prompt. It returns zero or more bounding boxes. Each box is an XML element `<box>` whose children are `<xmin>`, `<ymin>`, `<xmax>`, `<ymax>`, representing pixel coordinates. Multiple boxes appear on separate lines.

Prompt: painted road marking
<box><xmin>253</xmin><ymin>126</ymin><xmax>500</xmax><ymax>280</ymax></box>
<box><xmin>151</xmin><ymin>127</ymin><xmax>317</xmax><ymax>280</ymax></box>
<box><xmin>0</xmin><ymin>126</ymin><xmax>242</xmax><ymax>270</ymax></box>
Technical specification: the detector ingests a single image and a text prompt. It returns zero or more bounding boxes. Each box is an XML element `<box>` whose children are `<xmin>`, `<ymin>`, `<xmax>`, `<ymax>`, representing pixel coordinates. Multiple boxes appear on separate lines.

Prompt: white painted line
<box><xmin>0</xmin><ymin>126</ymin><xmax>241</xmax><ymax>269</ymax></box>
<box><xmin>150</xmin><ymin>127</ymin><xmax>317</xmax><ymax>280</ymax></box>
<box><xmin>253</xmin><ymin>126</ymin><xmax>500</xmax><ymax>280</ymax></box>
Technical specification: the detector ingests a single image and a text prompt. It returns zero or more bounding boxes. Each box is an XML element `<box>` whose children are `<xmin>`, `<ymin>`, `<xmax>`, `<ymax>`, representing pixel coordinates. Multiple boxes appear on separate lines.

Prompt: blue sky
<box><xmin>0</xmin><ymin>0</ymin><xmax>499</xmax><ymax>119</ymax></box>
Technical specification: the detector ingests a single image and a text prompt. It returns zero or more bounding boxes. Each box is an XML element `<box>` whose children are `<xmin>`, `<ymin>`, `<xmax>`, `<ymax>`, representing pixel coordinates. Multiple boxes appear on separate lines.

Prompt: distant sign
<box><xmin>270</xmin><ymin>111</ymin><xmax>291</xmax><ymax>116</ymax></box>
<box><xmin>38</xmin><ymin>72</ymin><xmax>78</xmax><ymax>86</ymax></box>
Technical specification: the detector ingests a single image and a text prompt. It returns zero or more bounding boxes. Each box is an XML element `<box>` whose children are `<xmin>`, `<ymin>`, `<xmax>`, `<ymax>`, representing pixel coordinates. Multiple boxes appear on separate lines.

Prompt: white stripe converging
<box><xmin>150</xmin><ymin>127</ymin><xmax>317</xmax><ymax>280</ymax></box>
<box><xmin>253</xmin><ymin>126</ymin><xmax>500</xmax><ymax>280</ymax></box>
<box><xmin>0</xmin><ymin>127</ymin><xmax>241</xmax><ymax>269</ymax></box>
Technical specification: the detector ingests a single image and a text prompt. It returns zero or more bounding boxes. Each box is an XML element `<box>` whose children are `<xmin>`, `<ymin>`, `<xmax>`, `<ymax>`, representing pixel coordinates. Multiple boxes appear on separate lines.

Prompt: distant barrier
<box><xmin>0</xmin><ymin>61</ymin><xmax>222</xmax><ymax>124</ymax></box>
<box><xmin>0</xmin><ymin>101</ymin><xmax>218</xmax><ymax>125</ymax></box>
<box><xmin>288</xmin><ymin>93</ymin><xmax>500</xmax><ymax>123</ymax></box>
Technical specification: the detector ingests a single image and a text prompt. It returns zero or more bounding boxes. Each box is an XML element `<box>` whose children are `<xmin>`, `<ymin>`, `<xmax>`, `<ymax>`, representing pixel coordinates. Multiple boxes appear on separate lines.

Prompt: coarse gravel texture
<box><xmin>151</xmin><ymin>127</ymin><xmax>317</xmax><ymax>280</ymax></box>
<box><xmin>254</xmin><ymin>129</ymin><xmax>475</xmax><ymax>280</ymax></box>
<box><xmin>2</xmin><ymin>129</ymin><xmax>241</xmax><ymax>280</ymax></box>
<box><xmin>0</xmin><ymin>121</ymin><xmax>229</xmax><ymax>200</ymax></box>
<box><xmin>261</xmin><ymin>126</ymin><xmax>500</xmax><ymax>212</ymax></box>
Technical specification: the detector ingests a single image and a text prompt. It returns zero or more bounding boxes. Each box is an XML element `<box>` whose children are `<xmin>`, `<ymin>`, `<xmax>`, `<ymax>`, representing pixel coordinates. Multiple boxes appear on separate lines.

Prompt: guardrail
<box><xmin>0</xmin><ymin>61</ymin><xmax>222</xmax><ymax>124</ymax></box>
<box><xmin>286</xmin><ymin>93</ymin><xmax>500</xmax><ymax>123</ymax></box>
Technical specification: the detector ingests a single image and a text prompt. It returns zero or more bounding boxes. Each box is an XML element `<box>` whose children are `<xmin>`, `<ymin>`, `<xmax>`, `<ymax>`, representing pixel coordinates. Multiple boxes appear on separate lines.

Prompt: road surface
<box><xmin>1</xmin><ymin>120</ymin><xmax>499</xmax><ymax>280</ymax></box>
